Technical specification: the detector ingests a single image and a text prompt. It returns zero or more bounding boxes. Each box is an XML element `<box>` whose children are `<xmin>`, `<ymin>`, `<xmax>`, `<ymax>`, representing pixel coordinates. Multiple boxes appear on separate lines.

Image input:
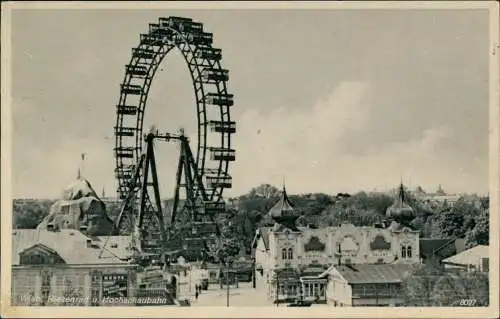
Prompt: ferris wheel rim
<box><xmin>114</xmin><ymin>17</ymin><xmax>235</xmax><ymax>218</ymax></box>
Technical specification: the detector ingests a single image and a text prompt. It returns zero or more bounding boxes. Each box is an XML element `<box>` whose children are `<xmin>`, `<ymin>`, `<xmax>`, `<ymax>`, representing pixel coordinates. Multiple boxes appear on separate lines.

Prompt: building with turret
<box><xmin>252</xmin><ymin>183</ymin><xmax>421</xmax><ymax>306</ymax></box>
<box><xmin>36</xmin><ymin>175</ymin><xmax>116</xmax><ymax>236</ymax></box>
<box><xmin>11</xmin><ymin>170</ymin><xmax>181</xmax><ymax>306</ymax></box>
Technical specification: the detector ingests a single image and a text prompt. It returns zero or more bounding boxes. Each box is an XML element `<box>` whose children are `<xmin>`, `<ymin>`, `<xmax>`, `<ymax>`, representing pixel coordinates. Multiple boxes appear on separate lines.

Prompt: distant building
<box><xmin>252</xmin><ymin>184</ymin><xmax>421</xmax><ymax>305</ymax></box>
<box><xmin>419</xmin><ymin>238</ymin><xmax>466</xmax><ymax>265</ymax></box>
<box><xmin>442</xmin><ymin>245</ymin><xmax>489</xmax><ymax>273</ymax></box>
<box><xmin>412</xmin><ymin>184</ymin><xmax>479</xmax><ymax>208</ymax></box>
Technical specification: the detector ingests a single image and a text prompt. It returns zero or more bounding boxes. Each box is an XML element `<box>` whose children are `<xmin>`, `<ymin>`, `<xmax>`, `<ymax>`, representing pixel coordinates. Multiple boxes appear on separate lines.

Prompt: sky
<box><xmin>9</xmin><ymin>8</ymin><xmax>491</xmax><ymax>199</ymax></box>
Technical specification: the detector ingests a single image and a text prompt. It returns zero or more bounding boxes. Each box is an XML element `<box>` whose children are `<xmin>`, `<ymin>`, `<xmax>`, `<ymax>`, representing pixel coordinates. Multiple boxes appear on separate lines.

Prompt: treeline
<box><xmin>225</xmin><ymin>184</ymin><xmax>489</xmax><ymax>253</ymax></box>
<box><xmin>12</xmin><ymin>184</ymin><xmax>489</xmax><ymax>253</ymax></box>
<box><xmin>401</xmin><ymin>263</ymin><xmax>489</xmax><ymax>306</ymax></box>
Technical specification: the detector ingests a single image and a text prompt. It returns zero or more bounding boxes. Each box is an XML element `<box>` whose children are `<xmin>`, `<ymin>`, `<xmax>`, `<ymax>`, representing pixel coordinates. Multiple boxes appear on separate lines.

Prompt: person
<box><xmin>195</xmin><ymin>290</ymin><xmax>199</xmax><ymax>300</ymax></box>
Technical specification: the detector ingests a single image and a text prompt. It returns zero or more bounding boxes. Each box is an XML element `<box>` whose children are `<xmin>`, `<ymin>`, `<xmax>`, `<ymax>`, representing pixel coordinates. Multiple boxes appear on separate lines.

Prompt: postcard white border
<box><xmin>1</xmin><ymin>1</ymin><xmax>499</xmax><ymax>318</ymax></box>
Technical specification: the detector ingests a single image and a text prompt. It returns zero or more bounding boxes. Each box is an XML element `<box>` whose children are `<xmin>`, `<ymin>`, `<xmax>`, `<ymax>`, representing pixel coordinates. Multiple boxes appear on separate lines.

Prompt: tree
<box><xmin>248</xmin><ymin>184</ymin><xmax>280</xmax><ymax>199</ymax></box>
<box><xmin>13</xmin><ymin>199</ymin><xmax>53</xmax><ymax>229</ymax></box>
<box><xmin>479</xmin><ymin>196</ymin><xmax>489</xmax><ymax>210</ymax></box>
<box><xmin>410</xmin><ymin>216</ymin><xmax>426</xmax><ymax>235</ymax></box>
<box><xmin>401</xmin><ymin>263</ymin><xmax>445</xmax><ymax>306</ymax></box>
<box><xmin>458</xmin><ymin>271</ymin><xmax>489</xmax><ymax>306</ymax></box>
<box><xmin>436</xmin><ymin>207</ymin><xmax>470</xmax><ymax>239</ymax></box>
<box><xmin>465</xmin><ymin>209</ymin><xmax>489</xmax><ymax>248</ymax></box>
<box><xmin>431</xmin><ymin>274</ymin><xmax>466</xmax><ymax>306</ymax></box>
<box><xmin>214</xmin><ymin>217</ymin><xmax>241</xmax><ymax>263</ymax></box>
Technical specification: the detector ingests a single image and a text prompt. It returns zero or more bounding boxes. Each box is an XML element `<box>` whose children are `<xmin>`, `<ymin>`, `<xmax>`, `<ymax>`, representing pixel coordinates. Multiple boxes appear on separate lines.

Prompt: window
<box><xmin>401</xmin><ymin>245</ymin><xmax>412</xmax><ymax>258</ymax></box>
<box><xmin>287</xmin><ymin>248</ymin><xmax>293</xmax><ymax>260</ymax></box>
<box><xmin>406</xmin><ymin>246</ymin><xmax>412</xmax><ymax>258</ymax></box>
<box><xmin>281</xmin><ymin>248</ymin><xmax>287</xmax><ymax>259</ymax></box>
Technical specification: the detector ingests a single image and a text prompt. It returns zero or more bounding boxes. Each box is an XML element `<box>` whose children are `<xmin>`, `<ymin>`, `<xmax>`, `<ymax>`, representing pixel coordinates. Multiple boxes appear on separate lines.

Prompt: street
<box><xmin>189</xmin><ymin>282</ymin><xmax>272</xmax><ymax>307</ymax></box>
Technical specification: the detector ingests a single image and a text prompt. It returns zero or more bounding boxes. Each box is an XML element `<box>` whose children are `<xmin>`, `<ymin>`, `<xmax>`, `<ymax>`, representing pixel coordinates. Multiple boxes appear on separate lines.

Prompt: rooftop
<box><xmin>442</xmin><ymin>245</ymin><xmax>489</xmax><ymax>266</ymax></box>
<box><xmin>63</xmin><ymin>177</ymin><xmax>100</xmax><ymax>201</ymax></box>
<box><xmin>322</xmin><ymin>263</ymin><xmax>414</xmax><ymax>284</ymax></box>
<box><xmin>268</xmin><ymin>186</ymin><xmax>299</xmax><ymax>223</ymax></box>
<box><xmin>12</xmin><ymin>229</ymin><xmax>133</xmax><ymax>265</ymax></box>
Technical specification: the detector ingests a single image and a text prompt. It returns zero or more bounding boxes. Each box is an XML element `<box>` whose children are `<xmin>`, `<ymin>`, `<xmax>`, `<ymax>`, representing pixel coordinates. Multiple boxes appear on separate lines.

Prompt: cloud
<box><xmin>12</xmin><ymin>81</ymin><xmax>488</xmax><ymax>199</ymax></box>
<box><xmin>230</xmin><ymin>82</ymin><xmax>488</xmax><ymax>196</ymax></box>
<box><xmin>231</xmin><ymin>81</ymin><xmax>372</xmax><ymax>194</ymax></box>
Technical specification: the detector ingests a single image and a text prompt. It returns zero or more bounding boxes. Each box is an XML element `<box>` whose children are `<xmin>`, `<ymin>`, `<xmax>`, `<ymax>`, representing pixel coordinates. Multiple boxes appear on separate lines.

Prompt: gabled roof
<box><xmin>442</xmin><ymin>245</ymin><xmax>489</xmax><ymax>266</ymax></box>
<box><xmin>12</xmin><ymin>229</ymin><xmax>133</xmax><ymax>265</ymax></box>
<box><xmin>20</xmin><ymin>243</ymin><xmax>60</xmax><ymax>257</ymax></box>
<box><xmin>322</xmin><ymin>263</ymin><xmax>414</xmax><ymax>284</ymax></box>
<box><xmin>252</xmin><ymin>227</ymin><xmax>272</xmax><ymax>250</ymax></box>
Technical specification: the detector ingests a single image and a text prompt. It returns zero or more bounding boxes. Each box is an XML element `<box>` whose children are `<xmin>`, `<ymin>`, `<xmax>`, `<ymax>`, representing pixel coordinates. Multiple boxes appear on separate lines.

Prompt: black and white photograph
<box><xmin>1</xmin><ymin>1</ymin><xmax>498</xmax><ymax>318</ymax></box>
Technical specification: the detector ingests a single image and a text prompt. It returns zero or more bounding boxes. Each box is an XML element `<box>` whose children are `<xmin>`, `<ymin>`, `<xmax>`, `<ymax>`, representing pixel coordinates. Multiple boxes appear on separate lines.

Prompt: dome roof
<box><xmin>268</xmin><ymin>186</ymin><xmax>299</xmax><ymax>224</ymax></box>
<box><xmin>386</xmin><ymin>183</ymin><xmax>415</xmax><ymax>222</ymax></box>
<box><xmin>37</xmin><ymin>196</ymin><xmax>114</xmax><ymax>236</ymax></box>
<box><xmin>62</xmin><ymin>177</ymin><xmax>100</xmax><ymax>201</ymax></box>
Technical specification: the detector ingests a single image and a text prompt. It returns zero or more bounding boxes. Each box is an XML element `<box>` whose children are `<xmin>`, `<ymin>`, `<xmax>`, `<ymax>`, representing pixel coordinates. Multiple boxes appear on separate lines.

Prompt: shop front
<box><xmin>269</xmin><ymin>267</ymin><xmax>301</xmax><ymax>304</ymax></box>
<box><xmin>299</xmin><ymin>263</ymin><xmax>328</xmax><ymax>304</ymax></box>
<box><xmin>300</xmin><ymin>277</ymin><xmax>327</xmax><ymax>304</ymax></box>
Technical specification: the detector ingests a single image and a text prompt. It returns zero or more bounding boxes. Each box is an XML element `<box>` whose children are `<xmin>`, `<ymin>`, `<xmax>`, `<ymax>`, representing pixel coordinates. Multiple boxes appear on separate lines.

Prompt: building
<box><xmin>321</xmin><ymin>263</ymin><xmax>413</xmax><ymax>307</ymax></box>
<box><xmin>419</xmin><ymin>238</ymin><xmax>466</xmax><ymax>266</ymax></box>
<box><xmin>11</xmin><ymin>174</ymin><xmax>180</xmax><ymax>307</ymax></box>
<box><xmin>36</xmin><ymin>176</ymin><xmax>116</xmax><ymax>236</ymax></box>
<box><xmin>11</xmin><ymin>228</ymin><xmax>137</xmax><ymax>306</ymax></box>
<box><xmin>442</xmin><ymin>245</ymin><xmax>489</xmax><ymax>273</ymax></box>
<box><xmin>252</xmin><ymin>184</ymin><xmax>421</xmax><ymax>305</ymax></box>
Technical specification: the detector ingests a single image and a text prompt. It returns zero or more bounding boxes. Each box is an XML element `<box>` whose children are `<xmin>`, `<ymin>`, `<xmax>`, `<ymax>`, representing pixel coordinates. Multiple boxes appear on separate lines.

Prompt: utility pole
<box><xmin>275</xmin><ymin>273</ymin><xmax>279</xmax><ymax>307</ymax></box>
<box><xmin>226</xmin><ymin>260</ymin><xmax>230</xmax><ymax>307</ymax></box>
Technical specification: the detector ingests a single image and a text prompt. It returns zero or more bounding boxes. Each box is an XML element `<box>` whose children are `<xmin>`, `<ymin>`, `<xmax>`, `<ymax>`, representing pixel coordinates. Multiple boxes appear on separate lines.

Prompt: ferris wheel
<box><xmin>113</xmin><ymin>17</ymin><xmax>236</xmax><ymax>260</ymax></box>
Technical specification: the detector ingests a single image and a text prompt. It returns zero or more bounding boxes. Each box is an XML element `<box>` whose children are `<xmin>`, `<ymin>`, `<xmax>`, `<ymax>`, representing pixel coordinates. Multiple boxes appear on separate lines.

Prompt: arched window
<box><xmin>287</xmin><ymin>248</ymin><xmax>294</xmax><ymax>260</ymax></box>
<box><xmin>406</xmin><ymin>246</ymin><xmax>412</xmax><ymax>258</ymax></box>
<box><xmin>401</xmin><ymin>246</ymin><xmax>407</xmax><ymax>258</ymax></box>
<box><xmin>281</xmin><ymin>248</ymin><xmax>287</xmax><ymax>259</ymax></box>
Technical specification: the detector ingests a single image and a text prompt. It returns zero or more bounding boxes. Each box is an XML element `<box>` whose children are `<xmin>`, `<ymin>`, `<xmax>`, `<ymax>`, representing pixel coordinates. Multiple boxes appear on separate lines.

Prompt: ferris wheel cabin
<box><xmin>201</xmin><ymin>68</ymin><xmax>229</xmax><ymax>82</ymax></box>
<box><xmin>208</xmin><ymin>120</ymin><xmax>236</xmax><ymax>133</ymax></box>
<box><xmin>195</xmin><ymin>47</ymin><xmax>222</xmax><ymax>61</ymax></box>
<box><xmin>205</xmin><ymin>93</ymin><xmax>234</xmax><ymax>106</ymax></box>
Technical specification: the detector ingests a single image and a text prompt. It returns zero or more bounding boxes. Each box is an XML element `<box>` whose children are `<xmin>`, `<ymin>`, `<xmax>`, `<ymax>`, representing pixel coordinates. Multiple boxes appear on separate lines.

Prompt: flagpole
<box><xmin>80</xmin><ymin>153</ymin><xmax>86</xmax><ymax>179</ymax></box>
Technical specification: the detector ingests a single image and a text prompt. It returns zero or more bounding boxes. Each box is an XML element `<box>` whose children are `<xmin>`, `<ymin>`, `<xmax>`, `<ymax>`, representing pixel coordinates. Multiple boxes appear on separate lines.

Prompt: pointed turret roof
<box><xmin>62</xmin><ymin>177</ymin><xmax>100</xmax><ymax>201</ymax></box>
<box><xmin>386</xmin><ymin>182</ymin><xmax>415</xmax><ymax>225</ymax></box>
<box><xmin>268</xmin><ymin>185</ymin><xmax>299</xmax><ymax>227</ymax></box>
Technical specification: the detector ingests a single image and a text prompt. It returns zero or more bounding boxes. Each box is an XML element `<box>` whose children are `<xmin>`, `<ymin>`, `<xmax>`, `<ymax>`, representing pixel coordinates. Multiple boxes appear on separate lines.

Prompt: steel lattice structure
<box><xmin>113</xmin><ymin>16</ymin><xmax>236</xmax><ymax>261</ymax></box>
